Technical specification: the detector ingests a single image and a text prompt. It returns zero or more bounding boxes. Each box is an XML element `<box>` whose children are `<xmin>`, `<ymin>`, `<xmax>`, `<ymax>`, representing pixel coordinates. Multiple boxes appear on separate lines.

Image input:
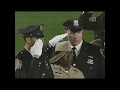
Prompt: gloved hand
<box><xmin>90</xmin><ymin>39</ymin><xmax>102</xmax><ymax>47</ymax></box>
<box><xmin>89</xmin><ymin>17</ymin><xmax>96</xmax><ymax>22</ymax></box>
<box><xmin>82</xmin><ymin>11</ymin><xmax>94</xmax><ymax>14</ymax></box>
<box><xmin>30</xmin><ymin>39</ymin><xmax>43</xmax><ymax>57</ymax></box>
<box><xmin>49</xmin><ymin>33</ymin><xmax>68</xmax><ymax>47</ymax></box>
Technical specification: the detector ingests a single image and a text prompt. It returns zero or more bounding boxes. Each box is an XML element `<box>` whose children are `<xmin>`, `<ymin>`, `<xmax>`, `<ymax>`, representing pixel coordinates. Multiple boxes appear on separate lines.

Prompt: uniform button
<box><xmin>39</xmin><ymin>65</ymin><xmax>41</xmax><ymax>67</ymax></box>
<box><xmin>47</xmin><ymin>48</ymin><xmax>49</xmax><ymax>50</ymax></box>
<box><xmin>21</xmin><ymin>52</ymin><xmax>23</xmax><ymax>53</ymax></box>
<box><xmin>90</xmin><ymin>67</ymin><xmax>92</xmax><ymax>69</ymax></box>
<box><xmin>46</xmin><ymin>63</ymin><xmax>48</xmax><ymax>66</ymax></box>
<box><xmin>42</xmin><ymin>73</ymin><xmax>45</xmax><ymax>76</ymax></box>
<box><xmin>65</xmin><ymin>71</ymin><xmax>69</xmax><ymax>73</ymax></box>
<box><xmin>39</xmin><ymin>62</ymin><xmax>41</xmax><ymax>64</ymax></box>
<box><xmin>73</xmin><ymin>63</ymin><xmax>76</xmax><ymax>66</ymax></box>
<box><xmin>45</xmin><ymin>61</ymin><xmax>46</xmax><ymax>63</ymax></box>
<box><xmin>95</xmin><ymin>35</ymin><xmax>97</xmax><ymax>37</ymax></box>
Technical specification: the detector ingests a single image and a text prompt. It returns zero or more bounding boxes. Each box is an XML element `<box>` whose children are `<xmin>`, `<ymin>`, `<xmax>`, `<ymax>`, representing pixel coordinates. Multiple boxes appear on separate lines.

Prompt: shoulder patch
<box><xmin>15</xmin><ymin>58</ymin><xmax>22</xmax><ymax>71</ymax></box>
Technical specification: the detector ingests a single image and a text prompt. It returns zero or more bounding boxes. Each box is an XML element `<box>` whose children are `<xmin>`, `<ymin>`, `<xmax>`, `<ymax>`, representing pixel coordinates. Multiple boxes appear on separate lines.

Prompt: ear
<box><xmin>26</xmin><ymin>37</ymin><xmax>31</xmax><ymax>43</ymax></box>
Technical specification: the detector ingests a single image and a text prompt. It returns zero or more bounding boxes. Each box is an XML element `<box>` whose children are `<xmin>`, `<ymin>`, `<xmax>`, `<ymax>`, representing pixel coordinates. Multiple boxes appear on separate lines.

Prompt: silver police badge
<box><xmin>87</xmin><ymin>59</ymin><xmax>93</xmax><ymax>64</ymax></box>
<box><xmin>73</xmin><ymin>20</ymin><xmax>79</xmax><ymax>26</ymax></box>
<box><xmin>87</xmin><ymin>56</ymin><xmax>94</xmax><ymax>64</ymax></box>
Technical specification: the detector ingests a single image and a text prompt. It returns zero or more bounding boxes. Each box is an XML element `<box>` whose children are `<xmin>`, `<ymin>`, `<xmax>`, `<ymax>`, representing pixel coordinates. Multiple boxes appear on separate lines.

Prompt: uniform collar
<box><xmin>68</xmin><ymin>39</ymin><xmax>83</xmax><ymax>51</ymax></box>
<box><xmin>24</xmin><ymin>45</ymin><xmax>30</xmax><ymax>53</ymax></box>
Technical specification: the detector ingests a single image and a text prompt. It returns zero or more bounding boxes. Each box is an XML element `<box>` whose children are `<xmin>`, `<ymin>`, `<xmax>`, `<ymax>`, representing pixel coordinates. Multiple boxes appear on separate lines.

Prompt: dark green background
<box><xmin>15</xmin><ymin>11</ymin><xmax>102</xmax><ymax>55</ymax></box>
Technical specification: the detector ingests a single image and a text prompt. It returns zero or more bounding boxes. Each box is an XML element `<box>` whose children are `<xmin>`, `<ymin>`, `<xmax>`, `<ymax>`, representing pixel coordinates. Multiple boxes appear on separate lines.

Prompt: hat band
<box><xmin>50</xmin><ymin>52</ymin><xmax>66</xmax><ymax>63</ymax></box>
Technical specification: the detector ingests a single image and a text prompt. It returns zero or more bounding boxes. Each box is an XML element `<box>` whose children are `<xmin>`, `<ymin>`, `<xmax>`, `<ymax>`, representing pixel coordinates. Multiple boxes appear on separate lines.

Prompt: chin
<box><xmin>72</xmin><ymin>42</ymin><xmax>79</xmax><ymax>46</ymax></box>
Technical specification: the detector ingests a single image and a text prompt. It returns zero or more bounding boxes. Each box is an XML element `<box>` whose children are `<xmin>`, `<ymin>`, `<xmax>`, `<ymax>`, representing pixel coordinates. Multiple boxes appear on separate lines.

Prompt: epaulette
<box><xmin>15</xmin><ymin>50</ymin><xmax>24</xmax><ymax>59</ymax></box>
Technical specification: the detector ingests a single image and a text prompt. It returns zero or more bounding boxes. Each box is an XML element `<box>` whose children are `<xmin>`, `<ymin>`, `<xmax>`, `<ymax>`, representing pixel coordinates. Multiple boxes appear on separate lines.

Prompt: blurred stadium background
<box><xmin>15</xmin><ymin>11</ymin><xmax>102</xmax><ymax>55</ymax></box>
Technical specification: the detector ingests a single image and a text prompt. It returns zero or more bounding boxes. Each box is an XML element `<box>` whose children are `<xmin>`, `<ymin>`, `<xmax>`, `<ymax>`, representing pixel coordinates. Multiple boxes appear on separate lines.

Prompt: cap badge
<box><xmin>73</xmin><ymin>20</ymin><xmax>79</xmax><ymax>26</ymax></box>
<box><xmin>40</xmin><ymin>24</ymin><xmax>44</xmax><ymax>31</ymax></box>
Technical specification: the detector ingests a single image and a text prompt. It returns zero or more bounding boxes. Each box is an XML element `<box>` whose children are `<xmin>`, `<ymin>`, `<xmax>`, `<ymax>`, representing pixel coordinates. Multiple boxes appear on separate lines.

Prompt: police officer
<box><xmin>15</xmin><ymin>24</ymin><xmax>54</xmax><ymax>78</ymax></box>
<box><xmin>62</xmin><ymin>19</ymin><xmax>105</xmax><ymax>78</ymax></box>
<box><xmin>79</xmin><ymin>11</ymin><xmax>105</xmax><ymax>54</ymax></box>
<box><xmin>15</xmin><ymin>24</ymin><xmax>68</xmax><ymax>79</ymax></box>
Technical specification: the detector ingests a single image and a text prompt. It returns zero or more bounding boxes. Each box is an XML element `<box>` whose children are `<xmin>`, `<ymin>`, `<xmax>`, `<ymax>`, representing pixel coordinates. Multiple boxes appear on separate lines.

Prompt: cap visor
<box><xmin>50</xmin><ymin>52</ymin><xmax>66</xmax><ymax>64</ymax></box>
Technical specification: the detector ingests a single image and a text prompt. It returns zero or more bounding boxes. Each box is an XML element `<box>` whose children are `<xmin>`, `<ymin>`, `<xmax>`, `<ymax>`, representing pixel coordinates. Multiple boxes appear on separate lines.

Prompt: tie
<box><xmin>72</xmin><ymin>47</ymin><xmax>76</xmax><ymax>64</ymax></box>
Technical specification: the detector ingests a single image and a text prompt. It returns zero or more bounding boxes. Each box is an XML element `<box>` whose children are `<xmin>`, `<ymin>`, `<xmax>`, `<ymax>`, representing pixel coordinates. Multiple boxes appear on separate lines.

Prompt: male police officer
<box><xmin>15</xmin><ymin>24</ymin><xmax>54</xmax><ymax>78</ymax></box>
<box><xmin>15</xmin><ymin>24</ymin><xmax>67</xmax><ymax>78</ymax></box>
<box><xmin>79</xmin><ymin>11</ymin><xmax>105</xmax><ymax>54</ymax></box>
<box><xmin>62</xmin><ymin>19</ymin><xmax>105</xmax><ymax>78</ymax></box>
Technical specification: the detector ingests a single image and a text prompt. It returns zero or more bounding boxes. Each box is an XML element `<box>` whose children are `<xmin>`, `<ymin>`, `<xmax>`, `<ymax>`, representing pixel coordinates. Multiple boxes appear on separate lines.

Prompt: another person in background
<box><xmin>79</xmin><ymin>11</ymin><xmax>105</xmax><ymax>56</ymax></box>
<box><xmin>50</xmin><ymin>41</ymin><xmax>84</xmax><ymax>79</ymax></box>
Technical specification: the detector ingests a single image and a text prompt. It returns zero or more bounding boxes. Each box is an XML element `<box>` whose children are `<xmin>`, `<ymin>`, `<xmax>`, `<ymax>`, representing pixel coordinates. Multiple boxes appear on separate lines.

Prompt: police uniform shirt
<box><xmin>71</xmin><ymin>41</ymin><xmax>105</xmax><ymax>78</ymax></box>
<box><xmin>15</xmin><ymin>47</ymin><xmax>31</xmax><ymax>72</ymax></box>
<box><xmin>68</xmin><ymin>40</ymin><xmax>83</xmax><ymax>57</ymax></box>
<box><xmin>51</xmin><ymin>64</ymin><xmax>85</xmax><ymax>79</ymax></box>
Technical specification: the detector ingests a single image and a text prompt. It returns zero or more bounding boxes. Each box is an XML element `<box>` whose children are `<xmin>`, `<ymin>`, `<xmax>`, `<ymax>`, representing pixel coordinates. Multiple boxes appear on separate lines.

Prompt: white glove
<box><xmin>89</xmin><ymin>17</ymin><xmax>96</xmax><ymax>22</ymax></box>
<box><xmin>49</xmin><ymin>33</ymin><xmax>68</xmax><ymax>47</ymax></box>
<box><xmin>30</xmin><ymin>39</ymin><xmax>43</xmax><ymax>57</ymax></box>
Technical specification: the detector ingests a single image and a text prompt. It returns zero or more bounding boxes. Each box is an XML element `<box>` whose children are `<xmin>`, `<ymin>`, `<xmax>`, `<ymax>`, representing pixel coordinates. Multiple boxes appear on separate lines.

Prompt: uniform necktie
<box><xmin>72</xmin><ymin>47</ymin><xmax>76</xmax><ymax>62</ymax></box>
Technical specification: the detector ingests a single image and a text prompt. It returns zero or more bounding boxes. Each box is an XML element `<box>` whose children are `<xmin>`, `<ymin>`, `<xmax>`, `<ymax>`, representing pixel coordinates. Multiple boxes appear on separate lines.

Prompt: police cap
<box><xmin>63</xmin><ymin>19</ymin><xmax>83</xmax><ymax>32</ymax></box>
<box><xmin>18</xmin><ymin>24</ymin><xmax>44</xmax><ymax>38</ymax></box>
<box><xmin>50</xmin><ymin>41</ymin><xmax>72</xmax><ymax>63</ymax></box>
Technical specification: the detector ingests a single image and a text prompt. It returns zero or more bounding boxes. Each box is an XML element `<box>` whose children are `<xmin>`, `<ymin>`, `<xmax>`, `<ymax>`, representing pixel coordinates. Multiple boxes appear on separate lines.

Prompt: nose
<box><xmin>74</xmin><ymin>33</ymin><xmax>78</xmax><ymax>38</ymax></box>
